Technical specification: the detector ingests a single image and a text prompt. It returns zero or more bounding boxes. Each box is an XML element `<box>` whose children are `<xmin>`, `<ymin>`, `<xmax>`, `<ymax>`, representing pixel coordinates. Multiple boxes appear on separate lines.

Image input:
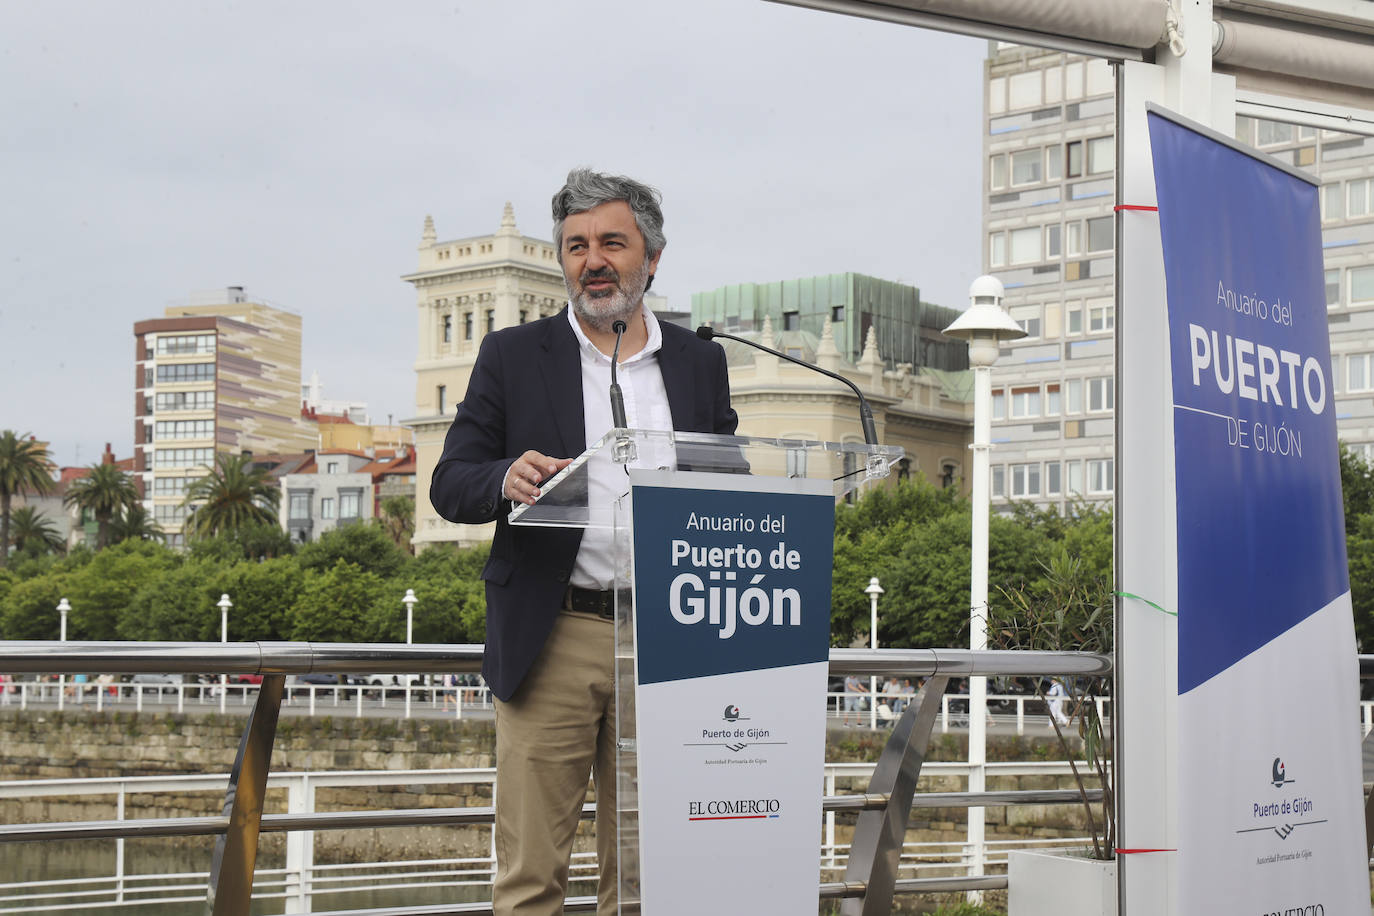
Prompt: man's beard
<box><xmin>567</xmin><ymin>259</ymin><xmax>650</xmax><ymax>333</ymax></box>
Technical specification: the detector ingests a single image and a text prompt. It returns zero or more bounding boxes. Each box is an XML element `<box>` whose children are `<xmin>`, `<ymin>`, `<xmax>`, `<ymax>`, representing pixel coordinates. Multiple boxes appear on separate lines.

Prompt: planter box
<box><xmin>1008</xmin><ymin>848</ymin><xmax>1117</xmax><ymax>916</ymax></box>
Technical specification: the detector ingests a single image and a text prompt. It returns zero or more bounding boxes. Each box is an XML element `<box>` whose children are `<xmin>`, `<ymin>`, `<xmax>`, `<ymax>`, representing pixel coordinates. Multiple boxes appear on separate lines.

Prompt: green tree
<box><xmin>107</xmin><ymin>503</ymin><xmax>164</xmax><ymax>545</ymax></box>
<box><xmin>380</xmin><ymin>495</ymin><xmax>416</xmax><ymax>555</ymax></box>
<box><xmin>118</xmin><ymin>558</ymin><xmax>230</xmax><ymax>641</ymax></box>
<box><xmin>401</xmin><ymin>543</ymin><xmax>489</xmax><ymax>643</ymax></box>
<box><xmin>8</xmin><ymin>506</ymin><xmax>65</xmax><ymax>555</ymax></box>
<box><xmin>297</xmin><ymin>522</ymin><xmax>407</xmax><ymax>579</ymax></box>
<box><xmin>289</xmin><ymin>560</ymin><xmax>391</xmax><ymax>642</ymax></box>
<box><xmin>64</xmin><ymin>539</ymin><xmax>179</xmax><ymax>640</ymax></box>
<box><xmin>0</xmin><ymin>570</ymin><xmax>68</xmax><ymax>639</ymax></box>
<box><xmin>1340</xmin><ymin>443</ymin><xmax>1374</xmax><ymax>536</ymax></box>
<box><xmin>63</xmin><ymin>462</ymin><xmax>139</xmax><ymax>550</ymax></box>
<box><xmin>181</xmin><ymin>453</ymin><xmax>281</xmax><ymax>541</ymax></box>
<box><xmin>0</xmin><ymin>431</ymin><xmax>56</xmax><ymax>569</ymax></box>
<box><xmin>188</xmin><ymin>519</ymin><xmax>294</xmax><ymax>563</ymax></box>
<box><xmin>221</xmin><ymin>557</ymin><xmax>305</xmax><ymax>640</ymax></box>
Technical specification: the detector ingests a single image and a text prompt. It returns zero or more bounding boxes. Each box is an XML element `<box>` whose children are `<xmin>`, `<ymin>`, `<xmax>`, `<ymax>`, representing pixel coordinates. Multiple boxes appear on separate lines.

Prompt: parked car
<box><xmin>287</xmin><ymin>672</ymin><xmax>345</xmax><ymax>699</ymax></box>
<box><xmin>129</xmin><ymin>674</ymin><xmax>181</xmax><ymax>695</ymax></box>
<box><xmin>228</xmin><ymin>674</ymin><xmax>264</xmax><ymax>685</ymax></box>
<box><xmin>360</xmin><ymin>673</ymin><xmax>422</xmax><ymax>698</ymax></box>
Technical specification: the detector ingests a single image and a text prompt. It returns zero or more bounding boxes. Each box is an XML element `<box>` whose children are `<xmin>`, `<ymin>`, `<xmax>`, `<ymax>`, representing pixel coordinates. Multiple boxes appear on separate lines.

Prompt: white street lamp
<box><xmin>864</xmin><ymin>577</ymin><xmax>884</xmax><ymax>729</ymax></box>
<box><xmin>217</xmin><ymin>593</ymin><xmax>232</xmax><ymax>713</ymax></box>
<box><xmin>402</xmin><ymin>589</ymin><xmax>417</xmax><ymax>645</ymax></box>
<box><xmin>57</xmin><ymin>598</ymin><xmax>71</xmax><ymax>711</ymax></box>
<box><xmin>943</xmin><ymin>275</ymin><xmax>1025</xmax><ymax>890</ymax></box>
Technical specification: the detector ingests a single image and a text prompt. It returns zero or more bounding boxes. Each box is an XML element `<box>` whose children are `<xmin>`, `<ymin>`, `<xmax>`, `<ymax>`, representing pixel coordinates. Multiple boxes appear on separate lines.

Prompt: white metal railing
<box><xmin>0</xmin><ymin>762</ymin><xmax>1092</xmax><ymax>913</ymax></box>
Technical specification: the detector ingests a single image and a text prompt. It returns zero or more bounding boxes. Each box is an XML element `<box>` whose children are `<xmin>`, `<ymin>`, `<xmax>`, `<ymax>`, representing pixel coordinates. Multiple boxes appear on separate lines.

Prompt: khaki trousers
<box><xmin>492</xmin><ymin>612</ymin><xmax>617</xmax><ymax>915</ymax></box>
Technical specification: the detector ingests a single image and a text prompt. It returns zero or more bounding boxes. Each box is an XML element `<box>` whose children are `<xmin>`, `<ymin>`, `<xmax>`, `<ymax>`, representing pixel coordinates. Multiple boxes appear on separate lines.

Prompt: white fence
<box><xmin>0</xmin><ymin>762</ymin><xmax>1093</xmax><ymax>914</ymax></box>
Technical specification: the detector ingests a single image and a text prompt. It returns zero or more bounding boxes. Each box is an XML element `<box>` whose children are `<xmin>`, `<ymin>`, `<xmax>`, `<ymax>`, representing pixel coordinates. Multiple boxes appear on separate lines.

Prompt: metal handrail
<box><xmin>0</xmin><ymin>639</ymin><xmax>1113</xmax><ymax>914</ymax></box>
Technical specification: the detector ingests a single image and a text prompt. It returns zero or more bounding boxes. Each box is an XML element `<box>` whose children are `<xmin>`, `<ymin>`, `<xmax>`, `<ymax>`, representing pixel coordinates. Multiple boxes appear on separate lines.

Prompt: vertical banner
<box><xmin>629</xmin><ymin>471</ymin><xmax>833</xmax><ymax>915</ymax></box>
<box><xmin>1148</xmin><ymin>107</ymin><xmax>1367</xmax><ymax>914</ymax></box>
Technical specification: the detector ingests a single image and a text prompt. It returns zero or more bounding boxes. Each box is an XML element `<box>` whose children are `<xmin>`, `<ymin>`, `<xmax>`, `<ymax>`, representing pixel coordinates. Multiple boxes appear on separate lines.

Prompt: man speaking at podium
<box><xmin>431</xmin><ymin>168</ymin><xmax>738</xmax><ymax>915</ymax></box>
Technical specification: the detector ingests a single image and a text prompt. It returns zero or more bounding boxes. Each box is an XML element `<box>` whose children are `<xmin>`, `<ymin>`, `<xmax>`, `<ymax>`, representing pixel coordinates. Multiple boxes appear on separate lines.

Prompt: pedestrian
<box><xmin>842</xmin><ymin>674</ymin><xmax>868</xmax><ymax>726</ymax></box>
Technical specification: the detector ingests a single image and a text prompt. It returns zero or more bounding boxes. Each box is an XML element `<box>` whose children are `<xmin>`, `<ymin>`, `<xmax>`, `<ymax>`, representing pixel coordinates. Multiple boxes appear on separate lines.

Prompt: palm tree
<box><xmin>181</xmin><ymin>453</ymin><xmax>281</xmax><ymax>541</ymax></box>
<box><xmin>0</xmin><ymin>431</ymin><xmax>56</xmax><ymax>568</ymax></box>
<box><xmin>108</xmin><ymin>503</ymin><xmax>164</xmax><ymax>544</ymax></box>
<box><xmin>63</xmin><ymin>462</ymin><xmax>139</xmax><ymax>550</ymax></box>
<box><xmin>380</xmin><ymin>495</ymin><xmax>415</xmax><ymax>554</ymax></box>
<box><xmin>7</xmin><ymin>505</ymin><xmax>65</xmax><ymax>555</ymax></box>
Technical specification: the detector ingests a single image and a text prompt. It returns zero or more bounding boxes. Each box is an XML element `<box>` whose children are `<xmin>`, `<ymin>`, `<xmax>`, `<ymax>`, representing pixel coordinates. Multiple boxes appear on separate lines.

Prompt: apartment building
<box><xmin>982</xmin><ymin>44</ymin><xmax>1374</xmax><ymax>513</ymax></box>
<box><xmin>133</xmin><ymin>288</ymin><xmax>314</xmax><ymax>546</ymax></box>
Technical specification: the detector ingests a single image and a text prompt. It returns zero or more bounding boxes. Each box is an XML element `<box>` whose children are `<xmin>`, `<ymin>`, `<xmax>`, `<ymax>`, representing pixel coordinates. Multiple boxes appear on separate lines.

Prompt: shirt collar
<box><xmin>565</xmin><ymin>301</ymin><xmax>662</xmax><ymax>364</ymax></box>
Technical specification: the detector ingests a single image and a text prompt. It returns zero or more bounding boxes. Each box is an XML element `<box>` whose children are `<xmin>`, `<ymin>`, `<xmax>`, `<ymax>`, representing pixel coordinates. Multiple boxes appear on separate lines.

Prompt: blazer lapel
<box><xmin>539</xmin><ymin>309</ymin><xmax>586</xmax><ymax>455</ymax></box>
<box><xmin>657</xmin><ymin>327</ymin><xmax>695</xmax><ymax>431</ymax></box>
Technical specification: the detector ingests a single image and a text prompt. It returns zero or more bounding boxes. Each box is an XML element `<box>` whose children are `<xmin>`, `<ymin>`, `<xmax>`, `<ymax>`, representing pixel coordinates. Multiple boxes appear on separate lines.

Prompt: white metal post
<box><xmin>865</xmin><ymin>577</ymin><xmax>883</xmax><ymax>729</ymax></box>
<box><xmin>218</xmin><ymin>593</ymin><xmax>232</xmax><ymax>715</ymax></box>
<box><xmin>402</xmin><ymin>589</ymin><xmax>417</xmax><ymax>720</ymax></box>
<box><xmin>57</xmin><ymin>598</ymin><xmax>70</xmax><ymax>712</ymax></box>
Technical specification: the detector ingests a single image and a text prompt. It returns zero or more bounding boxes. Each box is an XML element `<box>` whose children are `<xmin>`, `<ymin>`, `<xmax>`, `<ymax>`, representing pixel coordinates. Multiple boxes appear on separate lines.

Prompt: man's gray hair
<box><xmin>551</xmin><ymin>168</ymin><xmax>666</xmax><ymax>264</ymax></box>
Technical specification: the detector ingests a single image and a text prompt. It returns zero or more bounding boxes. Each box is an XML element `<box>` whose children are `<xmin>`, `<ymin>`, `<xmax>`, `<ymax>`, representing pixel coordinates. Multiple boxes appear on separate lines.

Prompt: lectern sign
<box><xmin>630</xmin><ymin>470</ymin><xmax>832</xmax><ymax>915</ymax></box>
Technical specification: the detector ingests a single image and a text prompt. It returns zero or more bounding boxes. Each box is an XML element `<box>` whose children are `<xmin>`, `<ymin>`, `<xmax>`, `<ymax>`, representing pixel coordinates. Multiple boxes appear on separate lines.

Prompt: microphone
<box><xmin>610</xmin><ymin>320</ymin><xmax>628</xmax><ymax>429</ymax></box>
<box><xmin>610</xmin><ymin>319</ymin><xmax>635</xmax><ymax>464</ymax></box>
<box><xmin>696</xmin><ymin>324</ymin><xmax>879</xmax><ymax>447</ymax></box>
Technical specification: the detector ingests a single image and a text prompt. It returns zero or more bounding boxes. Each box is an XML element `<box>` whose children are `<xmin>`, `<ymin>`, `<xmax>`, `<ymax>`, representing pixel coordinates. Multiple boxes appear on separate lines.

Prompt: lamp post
<box><xmin>943</xmin><ymin>275</ymin><xmax>1025</xmax><ymax>891</ymax></box>
<box><xmin>57</xmin><ymin>598</ymin><xmax>70</xmax><ymax>711</ymax></box>
<box><xmin>218</xmin><ymin>593</ymin><xmax>232</xmax><ymax>713</ymax></box>
<box><xmin>402</xmin><ymin>589</ymin><xmax>417</xmax><ymax>645</ymax></box>
<box><xmin>865</xmin><ymin>577</ymin><xmax>883</xmax><ymax>729</ymax></box>
<box><xmin>402</xmin><ymin>589</ymin><xmax>418</xmax><ymax>718</ymax></box>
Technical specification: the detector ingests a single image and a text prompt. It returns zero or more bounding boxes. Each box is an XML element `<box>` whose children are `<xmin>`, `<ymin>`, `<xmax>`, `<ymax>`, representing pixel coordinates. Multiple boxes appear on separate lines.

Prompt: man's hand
<box><xmin>503</xmin><ymin>451</ymin><xmax>573</xmax><ymax>506</ymax></box>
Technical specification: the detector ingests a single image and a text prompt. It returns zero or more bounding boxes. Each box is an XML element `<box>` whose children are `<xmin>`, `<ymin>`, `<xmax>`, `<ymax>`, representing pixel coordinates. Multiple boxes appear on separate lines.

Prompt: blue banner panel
<box><xmin>1147</xmin><ymin>111</ymin><xmax>1348</xmax><ymax>694</ymax></box>
<box><xmin>632</xmin><ymin>485</ymin><xmax>834</xmax><ymax>685</ymax></box>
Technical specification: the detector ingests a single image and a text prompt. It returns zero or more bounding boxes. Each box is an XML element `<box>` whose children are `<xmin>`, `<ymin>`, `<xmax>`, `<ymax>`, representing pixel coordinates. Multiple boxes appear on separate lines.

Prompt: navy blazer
<box><xmin>430</xmin><ymin>308</ymin><xmax>738</xmax><ymax>701</ymax></box>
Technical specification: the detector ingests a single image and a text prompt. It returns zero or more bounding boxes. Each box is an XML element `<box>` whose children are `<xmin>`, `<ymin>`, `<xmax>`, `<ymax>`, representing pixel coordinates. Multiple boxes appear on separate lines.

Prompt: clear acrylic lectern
<box><xmin>509</xmin><ymin>429</ymin><xmax>903</xmax><ymax>913</ymax></box>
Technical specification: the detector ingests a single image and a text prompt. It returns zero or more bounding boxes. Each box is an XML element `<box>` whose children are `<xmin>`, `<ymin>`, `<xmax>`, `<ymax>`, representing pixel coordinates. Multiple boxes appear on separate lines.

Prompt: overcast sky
<box><xmin>0</xmin><ymin>1</ymin><xmax>986</xmax><ymax>468</ymax></box>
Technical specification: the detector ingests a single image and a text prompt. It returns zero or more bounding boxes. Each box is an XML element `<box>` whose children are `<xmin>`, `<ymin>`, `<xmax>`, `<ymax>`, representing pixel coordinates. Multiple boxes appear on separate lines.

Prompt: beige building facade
<box><xmin>403</xmin><ymin>209</ymin><xmax>975</xmax><ymax>550</ymax></box>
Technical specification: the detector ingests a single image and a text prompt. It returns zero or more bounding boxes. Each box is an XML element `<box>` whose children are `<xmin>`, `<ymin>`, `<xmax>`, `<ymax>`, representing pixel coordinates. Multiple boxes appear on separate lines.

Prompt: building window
<box><xmin>326</xmin><ymin>461</ymin><xmax>339</xmax><ymax>474</ymax></box>
<box><xmin>1086</xmin><ymin>136</ymin><xmax>1115</xmax><ymax>174</ymax></box>
<box><xmin>289</xmin><ymin>492</ymin><xmax>311</xmax><ymax>520</ymax></box>
<box><xmin>1066</xmin><ymin>378</ymin><xmax>1084</xmax><ymax>413</ymax></box>
<box><xmin>1011</xmin><ymin>305</ymin><xmax>1041</xmax><ymax>339</ymax></box>
<box><xmin>442</xmin><ymin>314</ymin><xmax>452</xmax><ymax>343</ymax></box>
<box><xmin>1046</xmin><ymin>383</ymin><xmax>1061</xmax><ymax>415</ymax></box>
<box><xmin>1010</xmin><ymin>463</ymin><xmax>1040</xmax><ymax>497</ymax></box>
<box><xmin>1086</xmin><ymin>216</ymin><xmax>1113</xmax><ymax>253</ymax></box>
<box><xmin>155</xmin><ymin>334</ymin><xmax>215</xmax><ymax>356</ymax></box>
<box><xmin>464</xmin><ymin>312</ymin><xmax>473</xmax><ymax>340</ymax></box>
<box><xmin>1011</xmin><ymin>148</ymin><xmax>1042</xmax><ymax>186</ymax></box>
<box><xmin>156</xmin><ymin>363</ymin><xmax>215</xmax><ymax>383</ymax></box>
<box><xmin>519</xmin><ymin>310</ymin><xmax>528</xmax><ymax>324</ymax></box>
<box><xmin>1327</xmin><ymin>269</ymin><xmax>1341</xmax><ymax>309</ymax></box>
<box><xmin>786</xmin><ymin>448</ymin><xmax>808</xmax><ymax>478</ymax></box>
<box><xmin>154</xmin><ymin>504</ymin><xmax>189</xmax><ymax>524</ymax></box>
<box><xmin>1088</xmin><ymin>376</ymin><xmax>1115</xmax><ymax>412</ymax></box>
<box><xmin>941</xmin><ymin>462</ymin><xmax>956</xmax><ymax>488</ymax></box>
<box><xmin>991</xmin><ymin>465</ymin><xmax>1006</xmax><ymax>498</ymax></box>
<box><xmin>154</xmin><ymin>448</ymin><xmax>214</xmax><ymax>469</ymax></box>
<box><xmin>1347</xmin><ymin>353</ymin><xmax>1374</xmax><ymax>392</ymax></box>
<box><xmin>1349</xmin><ymin>179</ymin><xmax>1374</xmax><ymax>219</ymax></box>
<box><xmin>1065</xmin><ymin>303</ymin><xmax>1082</xmax><ymax>335</ymax></box>
<box><xmin>340</xmin><ymin>491</ymin><xmax>361</xmax><ymax>519</ymax></box>
<box><xmin>1045</xmin><ymin>224</ymin><xmax>1062</xmax><ymax>259</ymax></box>
<box><xmin>783</xmin><ymin>311</ymin><xmax>800</xmax><ymax>331</ymax></box>
<box><xmin>1009</xmin><ymin>226</ymin><xmax>1041</xmax><ymax>264</ymax></box>
<box><xmin>154</xmin><ymin>420</ymin><xmax>213</xmax><ymax>440</ymax></box>
<box><xmin>1045</xmin><ymin>145</ymin><xmax>1063</xmax><ymax>181</ymax></box>
<box><xmin>992</xmin><ymin>390</ymin><xmax>1006</xmax><ymax>421</ymax></box>
<box><xmin>1256</xmin><ymin>120</ymin><xmax>1295</xmax><ymax>147</ymax></box>
<box><xmin>156</xmin><ymin>390</ymin><xmax>214</xmax><ymax>412</ymax></box>
<box><xmin>437</xmin><ymin>385</ymin><xmax>447</xmax><ymax>415</ymax></box>
<box><xmin>1352</xmin><ymin>266</ymin><xmax>1374</xmax><ymax>306</ymax></box>
<box><xmin>1087</xmin><ymin>299</ymin><xmax>1115</xmax><ymax>333</ymax></box>
<box><xmin>1322</xmin><ymin>184</ymin><xmax>1343</xmax><ymax>222</ymax></box>
<box><xmin>1010</xmin><ymin>385</ymin><xmax>1041</xmax><ymax>418</ymax></box>
<box><xmin>1067</xmin><ymin>459</ymin><xmax>1084</xmax><ymax>495</ymax></box>
<box><xmin>989</xmin><ymin>233</ymin><xmax>1006</xmax><ymax>268</ymax></box>
<box><xmin>1066</xmin><ymin>141</ymin><xmax>1083</xmax><ymax>178</ymax></box>
<box><xmin>485</xmin><ymin>309</ymin><xmax>495</xmax><ymax>334</ymax></box>
<box><xmin>320</xmin><ymin>497</ymin><xmax>335</xmax><ymax>519</ymax></box>
<box><xmin>990</xmin><ymin>154</ymin><xmax>1007</xmax><ymax>190</ymax></box>
<box><xmin>1065</xmin><ymin>221</ymin><xmax>1083</xmax><ymax>257</ymax></box>
<box><xmin>1088</xmin><ymin>458</ymin><xmax>1114</xmax><ymax>494</ymax></box>
<box><xmin>1046</xmin><ymin>461</ymin><xmax>1062</xmax><ymax>496</ymax></box>
<box><xmin>832</xmin><ymin>305</ymin><xmax>845</xmax><ymax>323</ymax></box>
